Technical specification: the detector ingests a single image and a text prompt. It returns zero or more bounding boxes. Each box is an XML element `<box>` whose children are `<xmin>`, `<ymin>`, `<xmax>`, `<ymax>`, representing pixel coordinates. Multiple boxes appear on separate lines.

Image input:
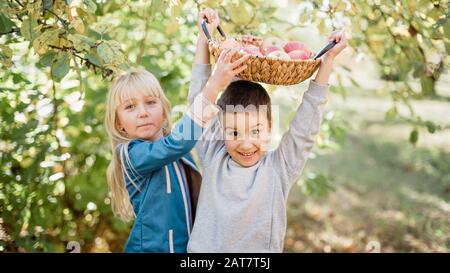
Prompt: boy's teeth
<box><xmin>241</xmin><ymin>152</ymin><xmax>255</xmax><ymax>156</ymax></box>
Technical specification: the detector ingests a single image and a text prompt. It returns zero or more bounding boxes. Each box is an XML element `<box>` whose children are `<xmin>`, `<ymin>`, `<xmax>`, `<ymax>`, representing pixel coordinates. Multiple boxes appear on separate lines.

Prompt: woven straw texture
<box><xmin>209</xmin><ymin>37</ymin><xmax>321</xmax><ymax>86</ymax></box>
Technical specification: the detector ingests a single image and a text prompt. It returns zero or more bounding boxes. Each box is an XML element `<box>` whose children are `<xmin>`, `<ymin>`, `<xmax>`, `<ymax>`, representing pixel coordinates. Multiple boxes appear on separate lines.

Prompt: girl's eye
<box><xmin>227</xmin><ymin>131</ymin><xmax>239</xmax><ymax>137</ymax></box>
<box><xmin>125</xmin><ymin>104</ymin><xmax>134</xmax><ymax>110</ymax></box>
<box><xmin>147</xmin><ymin>100</ymin><xmax>156</xmax><ymax>105</ymax></box>
<box><xmin>251</xmin><ymin>129</ymin><xmax>260</xmax><ymax>135</ymax></box>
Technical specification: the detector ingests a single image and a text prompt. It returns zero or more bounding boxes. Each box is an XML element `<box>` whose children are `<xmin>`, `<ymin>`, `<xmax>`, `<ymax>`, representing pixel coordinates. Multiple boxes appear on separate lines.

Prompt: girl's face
<box><xmin>116</xmin><ymin>89</ymin><xmax>165</xmax><ymax>141</ymax></box>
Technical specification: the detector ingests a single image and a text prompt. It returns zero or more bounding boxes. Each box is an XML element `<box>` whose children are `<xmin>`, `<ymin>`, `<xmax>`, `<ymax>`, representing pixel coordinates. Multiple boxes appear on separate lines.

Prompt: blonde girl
<box><xmin>104</xmin><ymin>12</ymin><xmax>249</xmax><ymax>251</ymax></box>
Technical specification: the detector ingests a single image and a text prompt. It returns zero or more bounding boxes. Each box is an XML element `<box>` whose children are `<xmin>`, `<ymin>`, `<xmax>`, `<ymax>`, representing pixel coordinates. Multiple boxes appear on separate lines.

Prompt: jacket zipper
<box><xmin>169</xmin><ymin>229</ymin><xmax>174</xmax><ymax>253</ymax></box>
<box><xmin>165</xmin><ymin>166</ymin><xmax>171</xmax><ymax>194</ymax></box>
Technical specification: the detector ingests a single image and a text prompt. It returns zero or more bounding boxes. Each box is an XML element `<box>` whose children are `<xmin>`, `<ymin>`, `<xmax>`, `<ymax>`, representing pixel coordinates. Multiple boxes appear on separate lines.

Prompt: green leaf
<box><xmin>68</xmin><ymin>34</ymin><xmax>94</xmax><ymax>52</ymax></box>
<box><xmin>37</xmin><ymin>51</ymin><xmax>56</xmax><ymax>68</ymax></box>
<box><xmin>97</xmin><ymin>40</ymin><xmax>124</xmax><ymax>64</ymax></box>
<box><xmin>0</xmin><ymin>13</ymin><xmax>15</xmax><ymax>33</ymax></box>
<box><xmin>425</xmin><ymin>121</ymin><xmax>436</xmax><ymax>134</ymax></box>
<box><xmin>118</xmin><ymin>63</ymin><xmax>130</xmax><ymax>70</ymax></box>
<box><xmin>86</xmin><ymin>51</ymin><xmax>102</xmax><ymax>66</ymax></box>
<box><xmin>51</xmin><ymin>53</ymin><xmax>70</xmax><ymax>82</ymax></box>
<box><xmin>20</xmin><ymin>18</ymin><xmax>40</xmax><ymax>41</ymax></box>
<box><xmin>12</xmin><ymin>73</ymin><xmax>31</xmax><ymax>84</ymax></box>
<box><xmin>141</xmin><ymin>55</ymin><xmax>163</xmax><ymax>77</ymax></box>
<box><xmin>42</xmin><ymin>0</ymin><xmax>53</xmax><ymax>11</ymax></box>
<box><xmin>32</xmin><ymin>29</ymin><xmax>61</xmax><ymax>55</ymax></box>
<box><xmin>81</xmin><ymin>0</ymin><xmax>97</xmax><ymax>14</ymax></box>
<box><xmin>302</xmin><ymin>173</ymin><xmax>335</xmax><ymax>198</ymax></box>
<box><xmin>90</xmin><ymin>21</ymin><xmax>112</xmax><ymax>35</ymax></box>
<box><xmin>385</xmin><ymin>106</ymin><xmax>397</xmax><ymax>121</ymax></box>
<box><xmin>409</xmin><ymin>129</ymin><xmax>419</xmax><ymax>145</ymax></box>
<box><xmin>69</xmin><ymin>17</ymin><xmax>85</xmax><ymax>34</ymax></box>
<box><xmin>420</xmin><ymin>76</ymin><xmax>434</xmax><ymax>95</ymax></box>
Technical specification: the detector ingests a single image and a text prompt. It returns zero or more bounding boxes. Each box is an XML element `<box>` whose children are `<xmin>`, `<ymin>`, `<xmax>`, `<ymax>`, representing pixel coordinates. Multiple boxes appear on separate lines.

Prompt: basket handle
<box><xmin>313</xmin><ymin>40</ymin><xmax>337</xmax><ymax>60</ymax></box>
<box><xmin>201</xmin><ymin>18</ymin><xmax>226</xmax><ymax>41</ymax></box>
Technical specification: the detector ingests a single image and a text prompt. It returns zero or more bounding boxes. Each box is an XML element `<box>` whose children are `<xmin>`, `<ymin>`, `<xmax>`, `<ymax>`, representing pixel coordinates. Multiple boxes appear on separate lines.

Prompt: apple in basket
<box><xmin>215</xmin><ymin>38</ymin><xmax>241</xmax><ymax>60</ymax></box>
<box><xmin>266</xmin><ymin>50</ymin><xmax>290</xmax><ymax>61</ymax></box>
<box><xmin>241</xmin><ymin>44</ymin><xmax>263</xmax><ymax>56</ymax></box>
<box><xmin>283</xmin><ymin>41</ymin><xmax>308</xmax><ymax>53</ymax></box>
<box><xmin>218</xmin><ymin>38</ymin><xmax>241</xmax><ymax>56</ymax></box>
<box><xmin>288</xmin><ymin>50</ymin><xmax>310</xmax><ymax>60</ymax></box>
<box><xmin>262</xmin><ymin>45</ymin><xmax>281</xmax><ymax>56</ymax></box>
<box><xmin>284</xmin><ymin>41</ymin><xmax>313</xmax><ymax>60</ymax></box>
<box><xmin>220</xmin><ymin>38</ymin><xmax>241</xmax><ymax>50</ymax></box>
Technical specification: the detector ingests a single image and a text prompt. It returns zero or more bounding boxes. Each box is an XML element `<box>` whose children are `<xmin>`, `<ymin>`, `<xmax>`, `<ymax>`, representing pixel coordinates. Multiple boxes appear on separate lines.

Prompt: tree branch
<box><xmin>7</xmin><ymin>0</ymin><xmax>23</xmax><ymax>22</ymax></box>
<box><xmin>48</xmin><ymin>45</ymin><xmax>113</xmax><ymax>78</ymax></box>
<box><xmin>13</xmin><ymin>0</ymin><xmax>24</xmax><ymax>7</ymax></box>
<box><xmin>43</xmin><ymin>8</ymin><xmax>69</xmax><ymax>29</ymax></box>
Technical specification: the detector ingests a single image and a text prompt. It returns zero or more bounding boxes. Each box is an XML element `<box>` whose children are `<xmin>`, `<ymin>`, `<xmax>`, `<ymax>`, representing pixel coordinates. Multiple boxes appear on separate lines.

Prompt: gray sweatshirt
<box><xmin>186</xmin><ymin>64</ymin><xmax>329</xmax><ymax>253</ymax></box>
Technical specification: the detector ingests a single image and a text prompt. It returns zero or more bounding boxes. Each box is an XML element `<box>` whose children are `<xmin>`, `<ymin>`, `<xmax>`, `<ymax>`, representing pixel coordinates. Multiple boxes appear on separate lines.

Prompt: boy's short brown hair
<box><xmin>217</xmin><ymin>80</ymin><xmax>272</xmax><ymax>122</ymax></box>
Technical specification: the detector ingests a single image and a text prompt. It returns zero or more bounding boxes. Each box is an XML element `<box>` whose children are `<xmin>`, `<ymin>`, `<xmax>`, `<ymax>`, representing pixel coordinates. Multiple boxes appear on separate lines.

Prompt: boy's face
<box><xmin>221</xmin><ymin>111</ymin><xmax>271</xmax><ymax>167</ymax></box>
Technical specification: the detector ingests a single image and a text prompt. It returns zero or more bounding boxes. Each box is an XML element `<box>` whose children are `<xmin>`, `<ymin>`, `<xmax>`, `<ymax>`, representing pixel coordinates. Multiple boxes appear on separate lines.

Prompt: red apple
<box><xmin>288</xmin><ymin>50</ymin><xmax>310</xmax><ymax>60</ymax></box>
<box><xmin>218</xmin><ymin>38</ymin><xmax>241</xmax><ymax>55</ymax></box>
<box><xmin>262</xmin><ymin>45</ymin><xmax>281</xmax><ymax>56</ymax></box>
<box><xmin>283</xmin><ymin>41</ymin><xmax>307</xmax><ymax>53</ymax></box>
<box><xmin>220</xmin><ymin>38</ymin><xmax>241</xmax><ymax>50</ymax></box>
<box><xmin>241</xmin><ymin>44</ymin><xmax>263</xmax><ymax>56</ymax></box>
<box><xmin>216</xmin><ymin>38</ymin><xmax>242</xmax><ymax>60</ymax></box>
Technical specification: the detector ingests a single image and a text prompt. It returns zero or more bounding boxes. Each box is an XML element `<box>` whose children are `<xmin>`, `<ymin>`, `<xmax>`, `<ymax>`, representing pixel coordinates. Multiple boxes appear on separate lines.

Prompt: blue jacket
<box><xmin>122</xmin><ymin>114</ymin><xmax>203</xmax><ymax>252</ymax></box>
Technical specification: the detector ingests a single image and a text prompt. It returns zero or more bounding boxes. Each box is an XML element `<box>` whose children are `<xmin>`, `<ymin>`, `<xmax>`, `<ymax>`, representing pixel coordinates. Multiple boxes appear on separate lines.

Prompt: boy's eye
<box><xmin>227</xmin><ymin>131</ymin><xmax>239</xmax><ymax>137</ymax></box>
<box><xmin>251</xmin><ymin>129</ymin><xmax>260</xmax><ymax>135</ymax></box>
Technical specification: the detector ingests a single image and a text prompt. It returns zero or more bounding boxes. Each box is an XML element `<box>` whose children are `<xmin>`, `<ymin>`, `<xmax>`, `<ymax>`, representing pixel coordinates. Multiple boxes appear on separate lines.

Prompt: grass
<box><xmin>283</xmin><ymin>89</ymin><xmax>450</xmax><ymax>253</ymax></box>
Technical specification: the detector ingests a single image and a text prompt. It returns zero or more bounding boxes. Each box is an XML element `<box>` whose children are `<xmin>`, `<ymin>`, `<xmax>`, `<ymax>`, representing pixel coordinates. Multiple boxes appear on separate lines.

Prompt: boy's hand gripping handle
<box><xmin>313</xmin><ymin>40</ymin><xmax>337</xmax><ymax>60</ymax></box>
<box><xmin>201</xmin><ymin>18</ymin><xmax>226</xmax><ymax>41</ymax></box>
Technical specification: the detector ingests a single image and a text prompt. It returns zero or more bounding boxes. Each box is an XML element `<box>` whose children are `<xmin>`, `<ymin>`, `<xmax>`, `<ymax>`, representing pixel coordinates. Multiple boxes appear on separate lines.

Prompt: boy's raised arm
<box><xmin>271</xmin><ymin>31</ymin><xmax>347</xmax><ymax>195</ymax></box>
<box><xmin>270</xmin><ymin>80</ymin><xmax>329</xmax><ymax>194</ymax></box>
<box><xmin>188</xmin><ymin>9</ymin><xmax>250</xmax><ymax>166</ymax></box>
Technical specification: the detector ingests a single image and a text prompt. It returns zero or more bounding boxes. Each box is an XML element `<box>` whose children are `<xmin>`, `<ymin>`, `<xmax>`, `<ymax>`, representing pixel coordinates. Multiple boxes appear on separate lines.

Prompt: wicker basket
<box><xmin>209</xmin><ymin>37</ymin><xmax>321</xmax><ymax>85</ymax></box>
<box><xmin>202</xmin><ymin>20</ymin><xmax>331</xmax><ymax>86</ymax></box>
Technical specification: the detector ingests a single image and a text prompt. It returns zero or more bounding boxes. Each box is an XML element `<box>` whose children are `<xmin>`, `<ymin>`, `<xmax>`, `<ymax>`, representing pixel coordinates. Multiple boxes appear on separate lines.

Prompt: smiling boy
<box><xmin>188</xmin><ymin>10</ymin><xmax>348</xmax><ymax>252</ymax></box>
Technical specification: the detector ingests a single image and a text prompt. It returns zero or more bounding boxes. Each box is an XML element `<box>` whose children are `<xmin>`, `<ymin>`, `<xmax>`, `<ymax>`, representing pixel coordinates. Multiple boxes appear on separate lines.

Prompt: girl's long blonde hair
<box><xmin>105</xmin><ymin>68</ymin><xmax>172</xmax><ymax>222</ymax></box>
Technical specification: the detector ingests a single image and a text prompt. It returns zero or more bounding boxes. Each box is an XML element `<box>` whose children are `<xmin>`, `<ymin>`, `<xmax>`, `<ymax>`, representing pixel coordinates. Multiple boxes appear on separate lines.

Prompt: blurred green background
<box><xmin>0</xmin><ymin>0</ymin><xmax>449</xmax><ymax>252</ymax></box>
